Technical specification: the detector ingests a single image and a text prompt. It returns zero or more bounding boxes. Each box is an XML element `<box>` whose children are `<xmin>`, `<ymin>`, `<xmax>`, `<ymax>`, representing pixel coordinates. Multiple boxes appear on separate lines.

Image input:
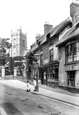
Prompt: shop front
<box><xmin>47</xmin><ymin>64</ymin><xmax>59</xmax><ymax>87</ymax></box>
<box><xmin>39</xmin><ymin>62</ymin><xmax>59</xmax><ymax>87</ymax></box>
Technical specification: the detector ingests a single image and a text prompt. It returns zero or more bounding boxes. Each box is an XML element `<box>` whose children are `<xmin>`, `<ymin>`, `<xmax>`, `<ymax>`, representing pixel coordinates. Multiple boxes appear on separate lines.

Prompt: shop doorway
<box><xmin>41</xmin><ymin>69</ymin><xmax>47</xmax><ymax>85</ymax></box>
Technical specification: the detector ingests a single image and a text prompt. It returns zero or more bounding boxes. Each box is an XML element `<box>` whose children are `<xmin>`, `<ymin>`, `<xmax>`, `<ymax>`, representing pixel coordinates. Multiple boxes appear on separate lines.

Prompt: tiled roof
<box><xmin>50</xmin><ymin>17</ymin><xmax>72</xmax><ymax>38</ymax></box>
<box><xmin>56</xmin><ymin>22</ymin><xmax>79</xmax><ymax>47</ymax></box>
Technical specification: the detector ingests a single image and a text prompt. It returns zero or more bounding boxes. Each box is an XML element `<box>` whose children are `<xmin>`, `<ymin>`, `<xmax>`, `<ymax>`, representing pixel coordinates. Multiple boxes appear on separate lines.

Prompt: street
<box><xmin>0</xmin><ymin>82</ymin><xmax>79</xmax><ymax>115</ymax></box>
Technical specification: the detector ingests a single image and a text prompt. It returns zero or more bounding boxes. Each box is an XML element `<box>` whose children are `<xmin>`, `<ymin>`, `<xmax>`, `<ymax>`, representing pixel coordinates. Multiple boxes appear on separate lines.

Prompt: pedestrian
<box><xmin>26</xmin><ymin>80</ymin><xmax>30</xmax><ymax>92</ymax></box>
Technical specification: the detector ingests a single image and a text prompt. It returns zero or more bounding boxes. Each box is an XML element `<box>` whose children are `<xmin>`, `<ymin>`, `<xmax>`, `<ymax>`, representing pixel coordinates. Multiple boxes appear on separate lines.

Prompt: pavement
<box><xmin>0</xmin><ymin>78</ymin><xmax>79</xmax><ymax>108</ymax></box>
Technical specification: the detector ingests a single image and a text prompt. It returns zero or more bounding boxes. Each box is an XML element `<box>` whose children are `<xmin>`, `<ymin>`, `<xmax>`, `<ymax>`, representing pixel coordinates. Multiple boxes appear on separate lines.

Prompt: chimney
<box><xmin>44</xmin><ymin>23</ymin><xmax>53</xmax><ymax>35</ymax></box>
<box><xmin>70</xmin><ymin>1</ymin><xmax>79</xmax><ymax>25</ymax></box>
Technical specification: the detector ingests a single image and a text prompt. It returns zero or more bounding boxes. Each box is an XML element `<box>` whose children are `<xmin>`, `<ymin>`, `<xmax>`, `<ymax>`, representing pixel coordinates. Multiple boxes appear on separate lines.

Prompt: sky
<box><xmin>0</xmin><ymin>0</ymin><xmax>72</xmax><ymax>49</ymax></box>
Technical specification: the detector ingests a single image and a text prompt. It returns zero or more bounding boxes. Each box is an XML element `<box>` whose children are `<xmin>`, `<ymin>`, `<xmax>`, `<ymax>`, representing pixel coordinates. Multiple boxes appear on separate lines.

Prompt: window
<box><xmin>65</xmin><ymin>42</ymin><xmax>79</xmax><ymax>63</ymax></box>
<box><xmin>54</xmin><ymin>67</ymin><xmax>58</xmax><ymax>81</ymax></box>
<box><xmin>67</xmin><ymin>71</ymin><xmax>75</xmax><ymax>87</ymax></box>
<box><xmin>50</xmin><ymin>49</ymin><xmax>53</xmax><ymax>62</ymax></box>
<box><xmin>48</xmin><ymin>66</ymin><xmax>58</xmax><ymax>81</ymax></box>
<box><xmin>73</xmin><ymin>42</ymin><xmax>79</xmax><ymax>61</ymax></box>
<box><xmin>65</xmin><ymin>44</ymin><xmax>72</xmax><ymax>62</ymax></box>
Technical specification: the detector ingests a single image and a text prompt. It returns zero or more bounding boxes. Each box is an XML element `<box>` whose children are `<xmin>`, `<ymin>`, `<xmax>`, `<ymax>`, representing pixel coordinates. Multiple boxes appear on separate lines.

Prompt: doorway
<box><xmin>41</xmin><ymin>68</ymin><xmax>47</xmax><ymax>85</ymax></box>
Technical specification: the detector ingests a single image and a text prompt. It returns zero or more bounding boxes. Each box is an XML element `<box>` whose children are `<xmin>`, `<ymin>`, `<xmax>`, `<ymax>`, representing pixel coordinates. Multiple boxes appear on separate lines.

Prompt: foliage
<box><xmin>0</xmin><ymin>39</ymin><xmax>12</xmax><ymax>66</ymax></box>
<box><xmin>25</xmin><ymin>51</ymin><xmax>37</xmax><ymax>79</ymax></box>
<box><xmin>26</xmin><ymin>52</ymin><xmax>37</xmax><ymax>65</ymax></box>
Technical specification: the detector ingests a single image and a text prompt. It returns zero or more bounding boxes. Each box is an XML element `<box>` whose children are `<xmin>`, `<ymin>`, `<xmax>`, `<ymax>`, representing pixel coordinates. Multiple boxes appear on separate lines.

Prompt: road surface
<box><xmin>0</xmin><ymin>82</ymin><xmax>79</xmax><ymax>115</ymax></box>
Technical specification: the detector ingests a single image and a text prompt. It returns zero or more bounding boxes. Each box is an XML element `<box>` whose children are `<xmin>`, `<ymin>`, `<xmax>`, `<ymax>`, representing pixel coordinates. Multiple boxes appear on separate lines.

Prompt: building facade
<box><xmin>10</xmin><ymin>28</ymin><xmax>27</xmax><ymax>57</ymax></box>
<box><xmin>30</xmin><ymin>21</ymin><xmax>72</xmax><ymax>87</ymax></box>
<box><xmin>56</xmin><ymin>1</ymin><xmax>79</xmax><ymax>92</ymax></box>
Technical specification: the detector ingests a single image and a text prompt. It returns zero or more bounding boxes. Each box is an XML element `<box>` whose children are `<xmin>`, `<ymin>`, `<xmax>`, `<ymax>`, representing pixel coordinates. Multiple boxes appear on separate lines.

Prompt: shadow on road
<box><xmin>2</xmin><ymin>103</ymin><xmax>23</xmax><ymax>115</ymax></box>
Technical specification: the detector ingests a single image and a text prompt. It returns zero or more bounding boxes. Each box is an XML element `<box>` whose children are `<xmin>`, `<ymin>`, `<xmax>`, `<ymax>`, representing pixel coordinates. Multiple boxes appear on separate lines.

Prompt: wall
<box><xmin>59</xmin><ymin>47</ymin><xmax>67</xmax><ymax>86</ymax></box>
<box><xmin>42</xmin><ymin>43</ymin><xmax>49</xmax><ymax>65</ymax></box>
<box><xmin>49</xmin><ymin>36</ymin><xmax>59</xmax><ymax>61</ymax></box>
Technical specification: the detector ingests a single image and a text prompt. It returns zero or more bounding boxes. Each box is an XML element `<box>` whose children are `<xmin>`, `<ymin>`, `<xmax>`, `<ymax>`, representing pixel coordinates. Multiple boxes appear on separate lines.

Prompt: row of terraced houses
<box><xmin>29</xmin><ymin>1</ymin><xmax>79</xmax><ymax>92</ymax></box>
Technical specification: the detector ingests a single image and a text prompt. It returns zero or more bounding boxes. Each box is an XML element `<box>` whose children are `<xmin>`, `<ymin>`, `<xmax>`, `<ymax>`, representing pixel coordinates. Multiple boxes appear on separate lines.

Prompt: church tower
<box><xmin>11</xmin><ymin>28</ymin><xmax>27</xmax><ymax>57</ymax></box>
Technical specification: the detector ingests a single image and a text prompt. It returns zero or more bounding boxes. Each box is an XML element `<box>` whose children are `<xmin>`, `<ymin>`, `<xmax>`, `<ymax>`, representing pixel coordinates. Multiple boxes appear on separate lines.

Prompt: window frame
<box><xmin>67</xmin><ymin>71</ymin><xmax>75</xmax><ymax>87</ymax></box>
<box><xmin>65</xmin><ymin>41</ymin><xmax>79</xmax><ymax>64</ymax></box>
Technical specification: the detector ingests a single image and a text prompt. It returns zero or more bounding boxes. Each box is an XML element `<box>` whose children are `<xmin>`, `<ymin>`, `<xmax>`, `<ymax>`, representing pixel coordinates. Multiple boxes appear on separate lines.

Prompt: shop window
<box><xmin>48</xmin><ymin>66</ymin><xmax>58</xmax><ymax>81</ymax></box>
<box><xmin>65</xmin><ymin>42</ymin><xmax>79</xmax><ymax>63</ymax></box>
<box><xmin>67</xmin><ymin>71</ymin><xmax>75</xmax><ymax>87</ymax></box>
<box><xmin>50</xmin><ymin>48</ymin><xmax>53</xmax><ymax>62</ymax></box>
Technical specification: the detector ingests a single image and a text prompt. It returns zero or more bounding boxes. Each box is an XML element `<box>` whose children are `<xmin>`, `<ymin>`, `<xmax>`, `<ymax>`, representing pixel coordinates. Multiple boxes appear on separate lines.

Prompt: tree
<box><xmin>25</xmin><ymin>51</ymin><xmax>37</xmax><ymax>79</ymax></box>
<box><xmin>0</xmin><ymin>39</ymin><xmax>12</xmax><ymax>75</ymax></box>
<box><xmin>0</xmin><ymin>39</ymin><xmax>12</xmax><ymax>67</ymax></box>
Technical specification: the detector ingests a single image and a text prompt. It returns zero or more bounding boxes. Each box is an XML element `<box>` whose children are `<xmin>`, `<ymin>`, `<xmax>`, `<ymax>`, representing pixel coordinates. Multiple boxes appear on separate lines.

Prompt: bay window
<box><xmin>65</xmin><ymin>42</ymin><xmax>79</xmax><ymax>63</ymax></box>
